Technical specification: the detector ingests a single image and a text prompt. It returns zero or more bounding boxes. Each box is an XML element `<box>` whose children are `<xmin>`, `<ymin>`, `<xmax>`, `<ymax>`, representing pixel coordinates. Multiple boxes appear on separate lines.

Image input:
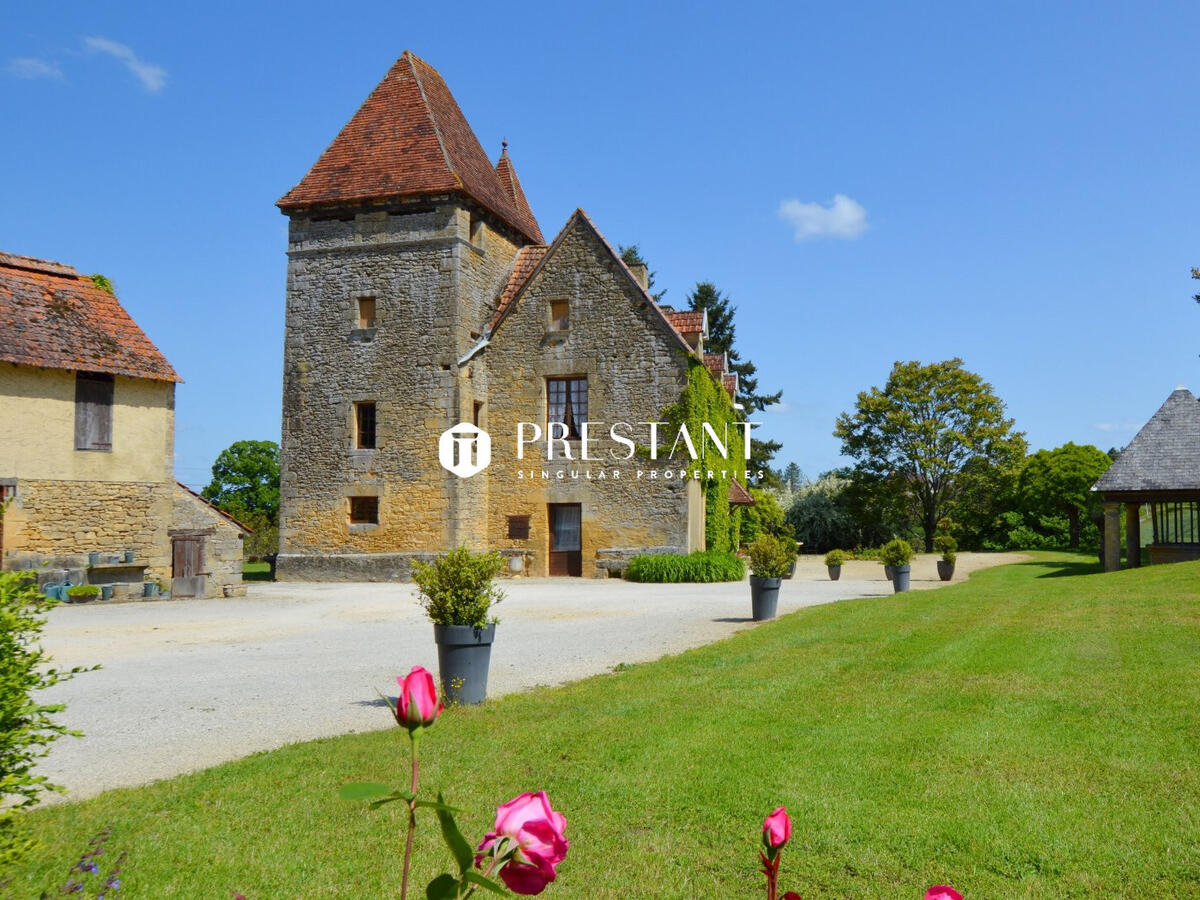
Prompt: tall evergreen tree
<box><xmin>617</xmin><ymin>244</ymin><xmax>667</xmax><ymax>303</ymax></box>
<box><xmin>686</xmin><ymin>282</ymin><xmax>782</xmax><ymax>413</ymax></box>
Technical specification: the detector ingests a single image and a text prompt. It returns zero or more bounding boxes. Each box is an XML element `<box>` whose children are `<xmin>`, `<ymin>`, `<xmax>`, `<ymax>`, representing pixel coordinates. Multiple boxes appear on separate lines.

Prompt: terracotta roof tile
<box><xmin>665</xmin><ymin>310</ymin><xmax>705</xmax><ymax>335</ymax></box>
<box><xmin>704</xmin><ymin>352</ymin><xmax>727</xmax><ymax>378</ymax></box>
<box><xmin>278</xmin><ymin>51</ymin><xmax>543</xmax><ymax>243</ymax></box>
<box><xmin>729</xmin><ymin>478</ymin><xmax>755</xmax><ymax>505</ymax></box>
<box><xmin>722</xmin><ymin>373</ymin><xmax>738</xmax><ymax>398</ymax></box>
<box><xmin>0</xmin><ymin>253</ymin><xmax>179</xmax><ymax>382</ymax></box>
<box><xmin>495</xmin><ymin>146</ymin><xmax>543</xmax><ymax>243</ymax></box>
<box><xmin>489</xmin><ymin>245</ymin><xmax>547</xmax><ymax>331</ymax></box>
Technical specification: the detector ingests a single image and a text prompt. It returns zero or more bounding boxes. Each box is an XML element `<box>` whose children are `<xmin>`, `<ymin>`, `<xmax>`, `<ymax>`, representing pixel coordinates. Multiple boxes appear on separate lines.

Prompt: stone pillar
<box><xmin>1103</xmin><ymin>503</ymin><xmax>1121</xmax><ymax>572</ymax></box>
<box><xmin>1125</xmin><ymin>503</ymin><xmax>1141</xmax><ymax>568</ymax></box>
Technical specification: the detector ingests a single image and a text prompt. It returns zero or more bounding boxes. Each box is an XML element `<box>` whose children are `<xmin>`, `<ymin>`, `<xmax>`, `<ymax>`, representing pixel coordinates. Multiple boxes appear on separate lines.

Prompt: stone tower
<box><xmin>275</xmin><ymin>51</ymin><xmax>542</xmax><ymax>580</ymax></box>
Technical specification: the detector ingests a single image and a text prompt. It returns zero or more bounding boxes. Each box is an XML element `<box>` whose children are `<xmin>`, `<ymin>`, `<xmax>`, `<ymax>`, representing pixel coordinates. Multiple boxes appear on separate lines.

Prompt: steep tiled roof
<box><xmin>665</xmin><ymin>310</ymin><xmax>705</xmax><ymax>335</ymax></box>
<box><xmin>729</xmin><ymin>479</ymin><xmax>755</xmax><ymax>505</ymax></box>
<box><xmin>278</xmin><ymin>51</ymin><xmax>543</xmax><ymax>243</ymax></box>
<box><xmin>494</xmin><ymin>146</ymin><xmax>543</xmax><ymax>243</ymax></box>
<box><xmin>1093</xmin><ymin>388</ymin><xmax>1200</xmax><ymax>493</ymax></box>
<box><xmin>0</xmin><ymin>252</ymin><xmax>180</xmax><ymax>382</ymax></box>
<box><xmin>704</xmin><ymin>352</ymin><xmax>728</xmax><ymax>378</ymax></box>
<box><xmin>489</xmin><ymin>245</ymin><xmax>548</xmax><ymax>330</ymax></box>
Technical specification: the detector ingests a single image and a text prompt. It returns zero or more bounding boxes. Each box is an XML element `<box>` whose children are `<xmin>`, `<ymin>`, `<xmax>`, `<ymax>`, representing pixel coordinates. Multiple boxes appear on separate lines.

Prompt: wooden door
<box><xmin>548</xmin><ymin>504</ymin><xmax>582</xmax><ymax>577</ymax></box>
<box><xmin>171</xmin><ymin>536</ymin><xmax>206</xmax><ymax>598</ymax></box>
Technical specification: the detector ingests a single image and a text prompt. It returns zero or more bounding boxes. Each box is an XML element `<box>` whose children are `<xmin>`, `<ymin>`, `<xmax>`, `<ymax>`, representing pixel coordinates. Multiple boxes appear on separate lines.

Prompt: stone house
<box><xmin>0</xmin><ymin>251</ymin><xmax>248</xmax><ymax>598</ymax></box>
<box><xmin>276</xmin><ymin>51</ymin><xmax>748</xmax><ymax>580</ymax></box>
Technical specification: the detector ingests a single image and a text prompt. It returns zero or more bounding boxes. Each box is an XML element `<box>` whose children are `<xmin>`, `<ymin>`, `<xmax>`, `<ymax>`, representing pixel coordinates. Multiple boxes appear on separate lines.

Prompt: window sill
<box><xmin>348</xmin><ymin>522</ymin><xmax>379</xmax><ymax>531</ymax></box>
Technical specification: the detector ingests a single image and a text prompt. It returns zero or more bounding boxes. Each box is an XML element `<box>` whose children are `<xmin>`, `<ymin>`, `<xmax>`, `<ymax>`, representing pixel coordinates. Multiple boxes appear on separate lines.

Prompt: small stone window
<box><xmin>549</xmin><ymin>300</ymin><xmax>569</xmax><ymax>332</ymax></box>
<box><xmin>473</xmin><ymin>401</ymin><xmax>484</xmax><ymax>427</ymax></box>
<box><xmin>357</xmin><ymin>297</ymin><xmax>376</xmax><ymax>329</ymax></box>
<box><xmin>349</xmin><ymin>496</ymin><xmax>379</xmax><ymax>525</ymax></box>
<box><xmin>507</xmin><ymin>515</ymin><xmax>531</xmax><ymax>540</ymax></box>
<box><xmin>75</xmin><ymin>372</ymin><xmax>114</xmax><ymax>452</ymax></box>
<box><xmin>355</xmin><ymin>402</ymin><xmax>377</xmax><ymax>450</ymax></box>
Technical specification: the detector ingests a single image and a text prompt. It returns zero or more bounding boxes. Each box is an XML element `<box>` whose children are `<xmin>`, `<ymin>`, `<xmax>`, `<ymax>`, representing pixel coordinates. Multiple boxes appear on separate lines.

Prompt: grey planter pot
<box><xmin>143</xmin><ymin>582</ymin><xmax>159</xmax><ymax>598</ymax></box>
<box><xmin>123</xmin><ymin>550</ymin><xmax>135</xmax><ymax>563</ymax></box>
<box><xmin>891</xmin><ymin>565</ymin><xmax>912</xmax><ymax>593</ymax></box>
<box><xmin>827</xmin><ymin>565</ymin><xmax>842</xmax><ymax>581</ymax></box>
<box><xmin>88</xmin><ymin>553</ymin><xmax>100</xmax><ymax>567</ymax></box>
<box><xmin>433</xmin><ymin>624</ymin><xmax>496</xmax><ymax>706</ymax></box>
<box><xmin>883</xmin><ymin>564</ymin><xmax>895</xmax><ymax>580</ymax></box>
<box><xmin>783</xmin><ymin>560</ymin><xmax>797</xmax><ymax>580</ymax></box>
<box><xmin>100</xmin><ymin>585</ymin><xmax>114</xmax><ymax>602</ymax></box>
<box><xmin>749</xmin><ymin>576</ymin><xmax>781</xmax><ymax>621</ymax></box>
<box><xmin>937</xmin><ymin>560</ymin><xmax>955</xmax><ymax>582</ymax></box>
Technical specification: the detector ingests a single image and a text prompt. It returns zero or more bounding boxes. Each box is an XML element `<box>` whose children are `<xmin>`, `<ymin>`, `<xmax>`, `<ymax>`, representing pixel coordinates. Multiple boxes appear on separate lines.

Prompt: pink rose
<box><xmin>925</xmin><ymin>887</ymin><xmax>963</xmax><ymax>900</ymax></box>
<box><xmin>395</xmin><ymin>666</ymin><xmax>442</xmax><ymax>730</ymax></box>
<box><xmin>762</xmin><ymin>806</ymin><xmax>792</xmax><ymax>852</ymax></box>
<box><xmin>475</xmin><ymin>791</ymin><xmax>569</xmax><ymax>896</ymax></box>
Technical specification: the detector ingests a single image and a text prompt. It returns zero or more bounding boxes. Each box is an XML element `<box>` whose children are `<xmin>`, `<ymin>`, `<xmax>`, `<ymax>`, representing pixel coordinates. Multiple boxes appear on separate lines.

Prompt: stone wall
<box><xmin>277</xmin><ymin>198</ymin><xmax>525</xmax><ymax>580</ymax></box>
<box><xmin>2</xmin><ymin>478</ymin><xmax>173</xmax><ymax>584</ymax></box>
<box><xmin>171</xmin><ymin>485</ymin><xmax>248</xmax><ymax>598</ymax></box>
<box><xmin>481</xmin><ymin>213</ymin><xmax>700</xmax><ymax>576</ymax></box>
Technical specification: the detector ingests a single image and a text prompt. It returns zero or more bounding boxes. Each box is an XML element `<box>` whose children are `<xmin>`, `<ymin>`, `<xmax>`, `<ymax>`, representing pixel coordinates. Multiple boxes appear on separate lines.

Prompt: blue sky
<box><xmin>3</xmin><ymin>1</ymin><xmax>1197</xmax><ymax>489</ymax></box>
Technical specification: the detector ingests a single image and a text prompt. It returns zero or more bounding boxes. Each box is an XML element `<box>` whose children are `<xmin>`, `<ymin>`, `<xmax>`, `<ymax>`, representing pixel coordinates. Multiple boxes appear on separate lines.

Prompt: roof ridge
<box><xmin>406</xmin><ymin>52</ymin><xmax>459</xmax><ymax>190</ymax></box>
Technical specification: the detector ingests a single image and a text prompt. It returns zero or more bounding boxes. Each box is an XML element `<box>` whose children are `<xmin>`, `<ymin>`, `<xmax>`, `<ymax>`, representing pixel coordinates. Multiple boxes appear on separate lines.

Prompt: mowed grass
<box><xmin>8</xmin><ymin>554</ymin><xmax>1200</xmax><ymax>898</ymax></box>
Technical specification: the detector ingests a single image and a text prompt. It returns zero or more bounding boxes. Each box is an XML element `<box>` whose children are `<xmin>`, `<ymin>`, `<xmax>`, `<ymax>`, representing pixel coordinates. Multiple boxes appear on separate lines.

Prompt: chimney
<box><xmin>627</xmin><ymin>262</ymin><xmax>649</xmax><ymax>291</ymax></box>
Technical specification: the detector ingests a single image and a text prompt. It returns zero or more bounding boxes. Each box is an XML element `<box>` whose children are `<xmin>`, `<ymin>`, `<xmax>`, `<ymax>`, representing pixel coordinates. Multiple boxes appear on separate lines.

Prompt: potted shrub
<box><xmin>824</xmin><ymin>549</ymin><xmax>847</xmax><ymax>581</ymax></box>
<box><xmin>879</xmin><ymin>539</ymin><xmax>915</xmax><ymax>593</ymax></box>
<box><xmin>65</xmin><ymin>584</ymin><xmax>100</xmax><ymax>604</ymax></box>
<box><xmin>412</xmin><ymin>546</ymin><xmax>505</xmax><ymax>706</ymax></box>
<box><xmin>934</xmin><ymin>535</ymin><xmax>957</xmax><ymax>582</ymax></box>
<box><xmin>747</xmin><ymin>535</ymin><xmax>793</xmax><ymax>621</ymax></box>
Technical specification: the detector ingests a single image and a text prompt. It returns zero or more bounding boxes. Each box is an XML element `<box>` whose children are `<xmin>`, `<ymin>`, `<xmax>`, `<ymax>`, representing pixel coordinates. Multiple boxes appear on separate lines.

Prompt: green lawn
<box><xmin>8</xmin><ymin>554</ymin><xmax>1200</xmax><ymax>898</ymax></box>
<box><xmin>241</xmin><ymin>560</ymin><xmax>272</xmax><ymax>582</ymax></box>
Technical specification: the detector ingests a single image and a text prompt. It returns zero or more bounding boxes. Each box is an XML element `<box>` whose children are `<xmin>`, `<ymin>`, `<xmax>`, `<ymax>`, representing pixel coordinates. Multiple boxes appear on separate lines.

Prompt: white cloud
<box><xmin>82</xmin><ymin>36</ymin><xmax>166</xmax><ymax>93</ymax></box>
<box><xmin>778</xmin><ymin>194</ymin><xmax>868</xmax><ymax>242</ymax></box>
<box><xmin>7</xmin><ymin>57</ymin><xmax>63</xmax><ymax>80</ymax></box>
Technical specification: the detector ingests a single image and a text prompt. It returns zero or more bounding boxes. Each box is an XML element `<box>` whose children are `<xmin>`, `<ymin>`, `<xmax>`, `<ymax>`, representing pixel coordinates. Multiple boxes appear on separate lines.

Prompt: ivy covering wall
<box><xmin>662</xmin><ymin>359</ymin><xmax>745</xmax><ymax>553</ymax></box>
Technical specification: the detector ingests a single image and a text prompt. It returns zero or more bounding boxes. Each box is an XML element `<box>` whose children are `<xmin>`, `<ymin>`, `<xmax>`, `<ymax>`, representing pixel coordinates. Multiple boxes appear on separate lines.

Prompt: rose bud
<box><xmin>925</xmin><ymin>887</ymin><xmax>963</xmax><ymax>900</ymax></box>
<box><xmin>762</xmin><ymin>806</ymin><xmax>792</xmax><ymax>854</ymax></box>
<box><xmin>395</xmin><ymin>666</ymin><xmax>443</xmax><ymax>731</ymax></box>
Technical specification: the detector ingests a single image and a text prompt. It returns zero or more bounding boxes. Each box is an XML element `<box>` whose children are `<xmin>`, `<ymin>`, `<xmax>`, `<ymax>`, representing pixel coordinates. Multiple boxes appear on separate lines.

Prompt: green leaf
<box><xmin>339</xmin><ymin>782</ymin><xmax>411</xmax><ymax>801</ymax></box>
<box><xmin>464</xmin><ymin>871</ymin><xmax>508</xmax><ymax>895</ymax></box>
<box><xmin>424</xmin><ymin>873</ymin><xmax>458</xmax><ymax>900</ymax></box>
<box><xmin>435</xmin><ymin>791</ymin><xmax>475</xmax><ymax>877</ymax></box>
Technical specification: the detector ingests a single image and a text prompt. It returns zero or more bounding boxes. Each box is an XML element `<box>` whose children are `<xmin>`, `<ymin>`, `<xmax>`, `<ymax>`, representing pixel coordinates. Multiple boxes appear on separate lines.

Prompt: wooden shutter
<box><xmin>75</xmin><ymin>373</ymin><xmax>114</xmax><ymax>451</ymax></box>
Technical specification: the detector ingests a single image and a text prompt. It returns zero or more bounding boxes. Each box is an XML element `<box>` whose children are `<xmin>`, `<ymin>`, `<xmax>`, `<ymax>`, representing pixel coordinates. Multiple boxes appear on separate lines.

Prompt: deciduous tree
<box><xmin>834</xmin><ymin>358</ymin><xmax>1025</xmax><ymax>552</ymax></box>
<box><xmin>201</xmin><ymin>440</ymin><xmax>281</xmax><ymax>525</ymax></box>
<box><xmin>1017</xmin><ymin>443</ymin><xmax>1112</xmax><ymax>548</ymax></box>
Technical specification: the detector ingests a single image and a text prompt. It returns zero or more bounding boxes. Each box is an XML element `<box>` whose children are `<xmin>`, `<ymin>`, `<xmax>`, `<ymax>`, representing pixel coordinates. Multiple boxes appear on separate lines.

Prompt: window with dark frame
<box><xmin>357</xmin><ymin>297</ymin><xmax>376</xmax><ymax>328</ymax></box>
<box><xmin>355</xmin><ymin>402</ymin><xmax>377</xmax><ymax>449</ymax></box>
<box><xmin>507</xmin><ymin>515</ymin><xmax>531</xmax><ymax>540</ymax></box>
<box><xmin>546</xmin><ymin>377</ymin><xmax>588</xmax><ymax>440</ymax></box>
<box><xmin>74</xmin><ymin>372</ymin><xmax>114</xmax><ymax>451</ymax></box>
<box><xmin>549</xmin><ymin>300</ymin><xmax>569</xmax><ymax>332</ymax></box>
<box><xmin>349</xmin><ymin>496</ymin><xmax>379</xmax><ymax>524</ymax></box>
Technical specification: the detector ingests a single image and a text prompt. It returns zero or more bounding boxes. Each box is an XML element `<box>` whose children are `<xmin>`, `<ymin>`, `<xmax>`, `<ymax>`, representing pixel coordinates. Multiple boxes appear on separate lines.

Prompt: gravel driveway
<box><xmin>36</xmin><ymin>554</ymin><xmax>1020</xmax><ymax>802</ymax></box>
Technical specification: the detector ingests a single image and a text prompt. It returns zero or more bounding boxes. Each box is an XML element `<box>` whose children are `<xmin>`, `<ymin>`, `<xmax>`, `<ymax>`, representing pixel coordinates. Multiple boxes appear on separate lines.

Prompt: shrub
<box><xmin>849</xmin><ymin>546</ymin><xmax>882</xmax><ymax>561</ymax></box>
<box><xmin>879</xmin><ymin>538</ymin><xmax>915</xmax><ymax>568</ymax></box>
<box><xmin>933</xmin><ymin>534</ymin><xmax>958</xmax><ymax>563</ymax></box>
<box><xmin>64</xmin><ymin>585</ymin><xmax>100</xmax><ymax>600</ymax></box>
<box><xmin>411</xmin><ymin>547</ymin><xmax>505</xmax><ymax>627</ymax></box>
<box><xmin>824</xmin><ymin>549</ymin><xmax>848</xmax><ymax>567</ymax></box>
<box><xmin>625</xmin><ymin>551</ymin><xmax>745</xmax><ymax>583</ymax></box>
<box><xmin>746</xmin><ymin>535</ymin><xmax>795</xmax><ymax>579</ymax></box>
<box><xmin>1</xmin><ymin>570</ymin><xmax>90</xmax><ymax>880</ymax></box>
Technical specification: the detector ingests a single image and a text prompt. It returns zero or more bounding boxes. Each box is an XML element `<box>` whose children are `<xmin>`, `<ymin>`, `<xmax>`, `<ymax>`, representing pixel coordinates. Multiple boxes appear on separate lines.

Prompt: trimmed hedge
<box><xmin>625</xmin><ymin>551</ymin><xmax>745</xmax><ymax>583</ymax></box>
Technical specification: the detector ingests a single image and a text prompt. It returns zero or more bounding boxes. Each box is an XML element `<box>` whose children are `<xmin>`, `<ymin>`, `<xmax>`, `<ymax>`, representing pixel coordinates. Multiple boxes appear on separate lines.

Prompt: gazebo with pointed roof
<box><xmin>1092</xmin><ymin>387</ymin><xmax>1200</xmax><ymax>570</ymax></box>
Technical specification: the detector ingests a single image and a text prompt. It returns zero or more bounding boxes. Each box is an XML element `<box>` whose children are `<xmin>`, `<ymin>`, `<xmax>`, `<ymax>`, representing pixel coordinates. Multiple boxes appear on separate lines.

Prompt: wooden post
<box><xmin>1103</xmin><ymin>503</ymin><xmax>1121</xmax><ymax>572</ymax></box>
<box><xmin>1125</xmin><ymin>503</ymin><xmax>1141</xmax><ymax>568</ymax></box>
